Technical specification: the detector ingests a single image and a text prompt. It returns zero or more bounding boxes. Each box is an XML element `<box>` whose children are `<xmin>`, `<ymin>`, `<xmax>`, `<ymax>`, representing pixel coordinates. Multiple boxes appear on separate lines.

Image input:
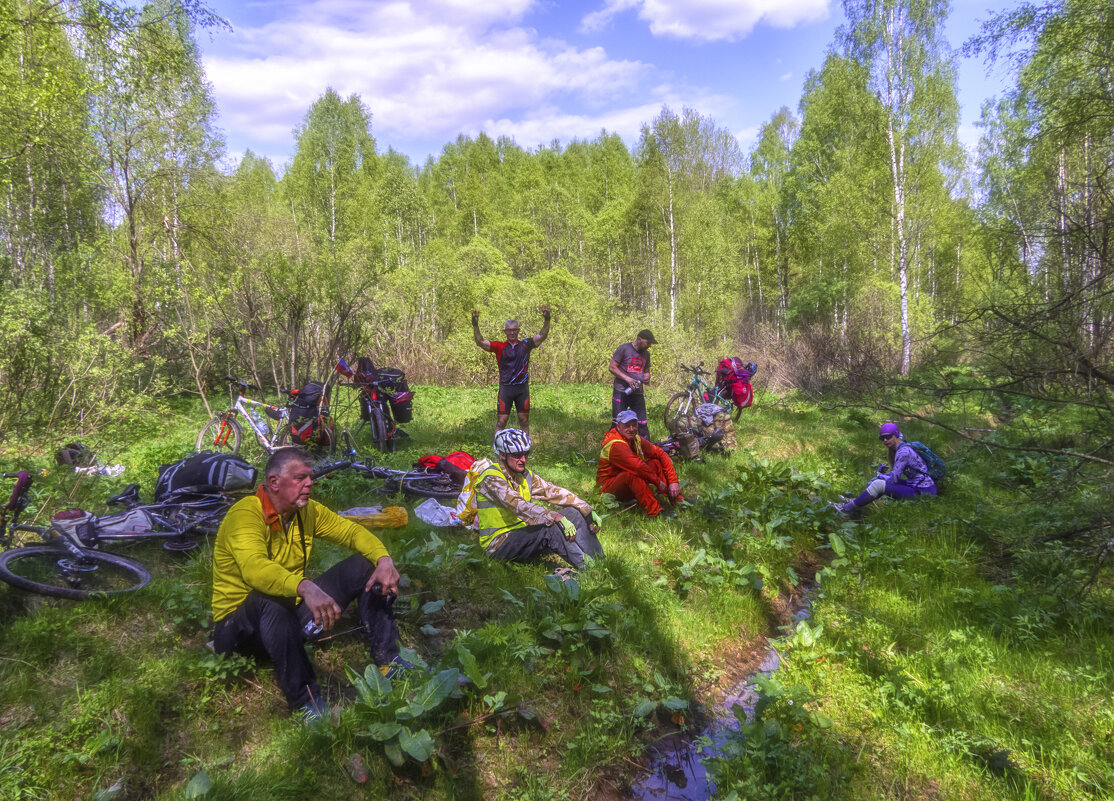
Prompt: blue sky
<box><xmin>197</xmin><ymin>0</ymin><xmax>1018</xmax><ymax>171</ymax></box>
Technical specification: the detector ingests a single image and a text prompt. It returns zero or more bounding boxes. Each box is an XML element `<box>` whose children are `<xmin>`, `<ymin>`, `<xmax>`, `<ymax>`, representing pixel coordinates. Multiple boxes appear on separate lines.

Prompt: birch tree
<box><xmin>842</xmin><ymin>0</ymin><xmax>958</xmax><ymax>374</ymax></box>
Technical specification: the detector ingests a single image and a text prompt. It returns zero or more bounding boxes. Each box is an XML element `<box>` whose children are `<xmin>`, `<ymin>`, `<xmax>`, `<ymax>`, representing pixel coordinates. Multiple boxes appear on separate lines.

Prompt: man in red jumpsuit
<box><xmin>596</xmin><ymin>410</ymin><xmax>682</xmax><ymax>518</ymax></box>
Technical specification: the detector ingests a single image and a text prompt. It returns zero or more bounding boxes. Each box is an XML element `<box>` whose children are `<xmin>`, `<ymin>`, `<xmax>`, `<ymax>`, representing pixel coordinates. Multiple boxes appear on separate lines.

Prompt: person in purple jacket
<box><xmin>835</xmin><ymin>422</ymin><xmax>937</xmax><ymax>515</ymax></box>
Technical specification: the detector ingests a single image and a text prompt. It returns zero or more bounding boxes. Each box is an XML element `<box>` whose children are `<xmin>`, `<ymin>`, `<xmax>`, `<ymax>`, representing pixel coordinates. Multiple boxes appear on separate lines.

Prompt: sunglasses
<box><xmin>880</xmin><ymin>434</ymin><xmax>896</xmax><ymax>441</ymax></box>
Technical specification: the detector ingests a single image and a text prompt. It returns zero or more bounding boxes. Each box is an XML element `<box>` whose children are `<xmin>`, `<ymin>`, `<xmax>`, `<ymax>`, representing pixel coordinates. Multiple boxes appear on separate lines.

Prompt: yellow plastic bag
<box><xmin>340</xmin><ymin>506</ymin><xmax>409</xmax><ymax>529</ymax></box>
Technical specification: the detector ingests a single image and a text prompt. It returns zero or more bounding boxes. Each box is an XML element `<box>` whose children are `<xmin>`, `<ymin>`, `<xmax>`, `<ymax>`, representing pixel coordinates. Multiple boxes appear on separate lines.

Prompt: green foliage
<box><xmin>345</xmin><ymin>664</ymin><xmax>464</xmax><ymax>767</ymax></box>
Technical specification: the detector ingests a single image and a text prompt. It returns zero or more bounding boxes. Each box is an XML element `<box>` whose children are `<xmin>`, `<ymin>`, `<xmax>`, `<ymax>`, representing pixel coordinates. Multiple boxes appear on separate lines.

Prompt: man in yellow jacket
<box><xmin>211</xmin><ymin>449</ymin><xmax>401</xmax><ymax>717</ymax></box>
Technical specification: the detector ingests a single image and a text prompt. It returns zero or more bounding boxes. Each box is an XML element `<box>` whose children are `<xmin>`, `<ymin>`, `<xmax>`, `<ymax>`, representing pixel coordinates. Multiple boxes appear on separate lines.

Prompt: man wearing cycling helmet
<box><xmin>475</xmin><ymin>428</ymin><xmax>603</xmax><ymax>568</ymax></box>
<box><xmin>472</xmin><ymin>306</ymin><xmax>551</xmax><ymax>433</ymax></box>
<box><xmin>597</xmin><ymin>410</ymin><xmax>682</xmax><ymax>518</ymax></box>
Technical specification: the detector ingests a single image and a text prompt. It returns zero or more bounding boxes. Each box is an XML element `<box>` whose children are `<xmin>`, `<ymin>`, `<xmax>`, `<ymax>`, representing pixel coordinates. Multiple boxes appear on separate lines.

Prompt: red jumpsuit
<box><xmin>596</xmin><ymin>429</ymin><xmax>680</xmax><ymax>516</ymax></box>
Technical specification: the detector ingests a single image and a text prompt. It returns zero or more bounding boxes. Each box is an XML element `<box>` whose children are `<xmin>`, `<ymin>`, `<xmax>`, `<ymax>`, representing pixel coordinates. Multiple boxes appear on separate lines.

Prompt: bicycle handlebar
<box><xmin>678</xmin><ymin>362</ymin><xmax>709</xmax><ymax>375</ymax></box>
<box><xmin>311</xmin><ymin>460</ymin><xmax>352</xmax><ymax>479</ymax></box>
<box><xmin>225</xmin><ymin>376</ymin><xmax>261</xmax><ymax>392</ymax></box>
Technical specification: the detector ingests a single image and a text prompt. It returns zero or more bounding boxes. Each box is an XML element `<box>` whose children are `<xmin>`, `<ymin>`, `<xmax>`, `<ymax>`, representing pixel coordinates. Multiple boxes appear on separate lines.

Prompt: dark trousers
<box><xmin>213</xmin><ymin>554</ymin><xmax>399</xmax><ymax>710</ymax></box>
<box><xmin>488</xmin><ymin>507</ymin><xmax>603</xmax><ymax>569</ymax></box>
<box><xmin>611</xmin><ymin>390</ymin><xmax>649</xmax><ymax>438</ymax></box>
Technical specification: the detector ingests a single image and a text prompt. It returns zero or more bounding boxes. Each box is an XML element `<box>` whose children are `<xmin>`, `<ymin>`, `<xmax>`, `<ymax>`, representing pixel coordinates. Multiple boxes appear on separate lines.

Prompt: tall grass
<box><xmin>0</xmin><ymin>384</ymin><xmax>1109</xmax><ymax>799</ymax></box>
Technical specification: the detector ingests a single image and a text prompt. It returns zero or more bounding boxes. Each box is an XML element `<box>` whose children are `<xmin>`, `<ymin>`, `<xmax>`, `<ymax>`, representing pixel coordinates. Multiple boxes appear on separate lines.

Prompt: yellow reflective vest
<box><xmin>476</xmin><ymin>463</ymin><xmax>533</xmax><ymax>550</ymax></box>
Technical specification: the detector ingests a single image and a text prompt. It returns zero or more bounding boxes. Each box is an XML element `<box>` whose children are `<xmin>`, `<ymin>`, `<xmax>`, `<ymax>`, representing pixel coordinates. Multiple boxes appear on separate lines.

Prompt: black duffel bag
<box><xmin>156</xmin><ymin>452</ymin><xmax>257</xmax><ymax>502</ymax></box>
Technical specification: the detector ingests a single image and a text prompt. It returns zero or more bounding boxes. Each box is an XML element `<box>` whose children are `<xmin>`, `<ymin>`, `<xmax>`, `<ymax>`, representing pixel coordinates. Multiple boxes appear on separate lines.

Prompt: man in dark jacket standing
<box><xmin>609</xmin><ymin>328</ymin><xmax>656</xmax><ymax>438</ymax></box>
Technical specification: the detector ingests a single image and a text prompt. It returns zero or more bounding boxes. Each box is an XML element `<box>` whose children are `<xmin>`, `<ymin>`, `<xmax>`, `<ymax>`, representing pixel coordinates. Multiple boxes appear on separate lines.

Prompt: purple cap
<box><xmin>879</xmin><ymin>422</ymin><xmax>902</xmax><ymax>439</ymax></box>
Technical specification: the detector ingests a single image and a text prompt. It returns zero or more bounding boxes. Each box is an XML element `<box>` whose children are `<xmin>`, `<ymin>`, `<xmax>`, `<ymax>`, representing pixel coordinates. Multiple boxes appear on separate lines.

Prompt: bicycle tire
<box><xmin>196</xmin><ymin>416</ymin><xmax>242</xmax><ymax>454</ymax></box>
<box><xmin>0</xmin><ymin>546</ymin><xmax>151</xmax><ymax>600</ymax></box>
<box><xmin>399</xmin><ymin>474</ymin><xmax>461</xmax><ymax>500</ymax></box>
<box><xmin>368</xmin><ymin>407</ymin><xmax>389</xmax><ymax>453</ymax></box>
<box><xmin>663</xmin><ymin>392</ymin><xmax>697</xmax><ymax>435</ymax></box>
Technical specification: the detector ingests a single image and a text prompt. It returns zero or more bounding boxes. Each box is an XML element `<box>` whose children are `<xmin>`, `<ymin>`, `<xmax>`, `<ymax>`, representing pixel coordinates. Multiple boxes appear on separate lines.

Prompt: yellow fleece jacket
<box><xmin>211</xmin><ymin>489</ymin><xmax>390</xmax><ymax>622</ymax></box>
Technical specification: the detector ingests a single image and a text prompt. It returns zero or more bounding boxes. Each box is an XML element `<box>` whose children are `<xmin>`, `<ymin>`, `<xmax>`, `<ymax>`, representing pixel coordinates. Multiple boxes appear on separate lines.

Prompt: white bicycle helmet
<box><xmin>494</xmin><ymin>428</ymin><xmax>532</xmax><ymax>456</ymax></box>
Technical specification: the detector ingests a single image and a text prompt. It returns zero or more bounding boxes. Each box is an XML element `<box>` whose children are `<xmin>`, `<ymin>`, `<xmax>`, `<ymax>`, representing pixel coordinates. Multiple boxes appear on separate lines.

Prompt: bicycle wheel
<box><xmin>196</xmin><ymin>416</ymin><xmax>242</xmax><ymax>454</ymax></box>
<box><xmin>368</xmin><ymin>407</ymin><xmax>389</xmax><ymax>453</ymax></box>
<box><xmin>664</xmin><ymin>392</ymin><xmax>697</xmax><ymax>435</ymax></box>
<box><xmin>400</xmin><ymin>473</ymin><xmax>462</xmax><ymax>500</ymax></box>
<box><xmin>0</xmin><ymin>546</ymin><xmax>151</xmax><ymax>600</ymax></box>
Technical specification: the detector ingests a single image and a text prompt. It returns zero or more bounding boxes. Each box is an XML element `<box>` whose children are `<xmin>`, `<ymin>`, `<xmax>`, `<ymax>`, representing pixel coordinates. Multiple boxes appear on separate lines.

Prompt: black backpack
<box><xmin>290</xmin><ymin>381</ymin><xmax>326</xmax><ymax>422</ymax></box>
<box><xmin>156</xmin><ymin>452</ymin><xmax>257</xmax><ymax>502</ymax></box>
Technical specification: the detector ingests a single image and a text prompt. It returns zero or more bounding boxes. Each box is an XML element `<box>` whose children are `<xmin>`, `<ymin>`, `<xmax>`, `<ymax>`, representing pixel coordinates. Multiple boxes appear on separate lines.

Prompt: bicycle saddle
<box><xmin>106</xmin><ymin>484</ymin><xmax>141</xmax><ymax>507</ymax></box>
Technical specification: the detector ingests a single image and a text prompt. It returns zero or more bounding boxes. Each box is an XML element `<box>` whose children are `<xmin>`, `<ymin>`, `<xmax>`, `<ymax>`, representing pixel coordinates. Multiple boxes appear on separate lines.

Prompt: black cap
<box><xmin>637</xmin><ymin>329</ymin><xmax>657</xmax><ymax>344</ymax></box>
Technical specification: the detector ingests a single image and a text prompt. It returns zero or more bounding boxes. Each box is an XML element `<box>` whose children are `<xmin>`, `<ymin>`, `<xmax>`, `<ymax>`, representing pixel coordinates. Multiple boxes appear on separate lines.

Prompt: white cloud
<box><xmin>204</xmin><ymin>0</ymin><xmax>658</xmax><ymax>160</ymax></box>
<box><xmin>778</xmin><ymin>72</ymin><xmax>792</xmax><ymax>81</ymax></box>
<box><xmin>582</xmin><ymin>0</ymin><xmax>830</xmax><ymax>41</ymax></box>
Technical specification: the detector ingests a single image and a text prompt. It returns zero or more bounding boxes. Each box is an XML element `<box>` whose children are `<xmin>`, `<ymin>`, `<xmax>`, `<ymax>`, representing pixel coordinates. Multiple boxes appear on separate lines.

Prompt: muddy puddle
<box><xmin>629</xmin><ymin>589</ymin><xmax>816</xmax><ymax>800</ymax></box>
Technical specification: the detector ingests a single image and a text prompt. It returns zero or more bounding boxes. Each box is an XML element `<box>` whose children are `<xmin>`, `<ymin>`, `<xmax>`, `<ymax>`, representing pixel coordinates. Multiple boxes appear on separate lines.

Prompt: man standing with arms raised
<box><xmin>473</xmin><ymin>306</ymin><xmax>551</xmax><ymax>433</ymax></box>
<box><xmin>610</xmin><ymin>328</ymin><xmax>656</xmax><ymax>438</ymax></box>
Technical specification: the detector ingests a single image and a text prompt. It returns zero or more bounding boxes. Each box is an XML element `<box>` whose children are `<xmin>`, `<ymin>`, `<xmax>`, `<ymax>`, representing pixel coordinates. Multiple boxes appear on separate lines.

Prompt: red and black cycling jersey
<box><xmin>490</xmin><ymin>339</ymin><xmax>537</xmax><ymax>386</ymax></box>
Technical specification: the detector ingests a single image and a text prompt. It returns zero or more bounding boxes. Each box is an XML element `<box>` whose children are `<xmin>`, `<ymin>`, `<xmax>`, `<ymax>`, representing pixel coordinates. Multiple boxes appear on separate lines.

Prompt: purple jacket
<box><xmin>885</xmin><ymin>444</ymin><xmax>936</xmax><ymax>492</ymax></box>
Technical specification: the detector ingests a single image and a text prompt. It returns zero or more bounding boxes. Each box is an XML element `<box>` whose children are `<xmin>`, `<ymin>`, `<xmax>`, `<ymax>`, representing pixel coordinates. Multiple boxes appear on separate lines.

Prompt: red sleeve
<box><xmin>489</xmin><ymin>341</ymin><xmax>507</xmax><ymax>362</ymax></box>
<box><xmin>642</xmin><ymin>439</ymin><xmax>678</xmax><ymax>483</ymax></box>
<box><xmin>606</xmin><ymin>438</ymin><xmax>661</xmax><ymax>484</ymax></box>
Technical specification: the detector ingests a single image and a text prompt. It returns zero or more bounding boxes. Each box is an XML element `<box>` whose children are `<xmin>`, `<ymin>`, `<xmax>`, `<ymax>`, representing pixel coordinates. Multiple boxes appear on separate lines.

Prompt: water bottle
<box><xmin>623</xmin><ymin>381</ymin><xmax>641</xmax><ymax>396</ymax></box>
<box><xmin>303</xmin><ymin>618</ymin><xmax>323</xmax><ymax>639</ymax></box>
<box><xmin>249</xmin><ymin>407</ymin><xmax>270</xmax><ymax>436</ymax></box>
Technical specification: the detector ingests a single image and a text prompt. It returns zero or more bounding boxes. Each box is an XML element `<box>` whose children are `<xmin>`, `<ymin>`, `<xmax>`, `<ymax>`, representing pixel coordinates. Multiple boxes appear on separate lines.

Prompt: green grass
<box><xmin>0</xmin><ymin>384</ymin><xmax>1111</xmax><ymax>799</ymax></box>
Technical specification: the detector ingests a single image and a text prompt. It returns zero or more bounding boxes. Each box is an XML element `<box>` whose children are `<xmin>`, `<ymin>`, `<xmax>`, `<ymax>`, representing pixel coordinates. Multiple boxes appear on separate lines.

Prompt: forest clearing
<box><xmin>1</xmin><ymin>0</ymin><xmax>1112</xmax><ymax>798</ymax></box>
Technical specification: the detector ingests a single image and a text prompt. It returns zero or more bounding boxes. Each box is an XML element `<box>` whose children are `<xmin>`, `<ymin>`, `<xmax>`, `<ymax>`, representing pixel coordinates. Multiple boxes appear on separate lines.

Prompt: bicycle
<box><xmin>663</xmin><ymin>363</ymin><xmax>741</xmax><ymax>435</ymax></box>
<box><xmin>332</xmin><ymin>365</ymin><xmax>413</xmax><ymax>453</ymax></box>
<box><xmin>0</xmin><ymin>471</ymin><xmax>152</xmax><ymax>599</ymax></box>
<box><xmin>0</xmin><ymin>472</ymin><xmax>244</xmax><ymax>600</ymax></box>
<box><xmin>196</xmin><ymin>377</ymin><xmax>335</xmax><ymax>458</ymax></box>
<box><xmin>315</xmin><ymin>437</ymin><xmax>460</xmax><ymax>500</ymax></box>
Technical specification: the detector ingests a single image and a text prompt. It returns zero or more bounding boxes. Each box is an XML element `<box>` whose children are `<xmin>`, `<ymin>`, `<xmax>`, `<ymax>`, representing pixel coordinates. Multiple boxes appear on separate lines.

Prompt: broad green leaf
<box><xmin>455</xmin><ymin>644</ymin><xmax>487</xmax><ymax>689</ymax></box>
<box><xmin>383</xmin><ymin>741</ymin><xmax>405</xmax><ymax>767</ymax></box>
<box><xmin>829</xmin><ymin>531</ymin><xmax>846</xmax><ymax>557</ymax></box>
<box><xmin>409</xmin><ymin>669</ymin><xmax>460</xmax><ymax>712</ymax></box>
<box><xmin>632</xmin><ymin>699</ymin><xmax>658</xmax><ymax>718</ymax></box>
<box><xmin>184</xmin><ymin>770</ymin><xmax>211</xmax><ymax>799</ymax></box>
<box><xmin>398</xmin><ymin>727</ymin><xmax>436</xmax><ymax>762</ymax></box>
<box><xmin>359</xmin><ymin>722</ymin><xmax>403</xmax><ymax>741</ymax></box>
<box><xmin>542</xmin><ymin>574</ymin><xmax>565</xmax><ymax>595</ymax></box>
<box><xmin>662</xmin><ymin>696</ymin><xmax>689</xmax><ymax>711</ymax></box>
<box><xmin>360</xmin><ymin>665</ymin><xmax>392</xmax><ymax>697</ymax></box>
<box><xmin>398</xmin><ymin>646</ymin><xmax>428</xmax><ymax>670</ymax></box>
<box><xmin>394</xmin><ymin>703</ymin><xmax>428</xmax><ymax>722</ymax></box>
<box><xmin>421</xmin><ymin>600</ymin><xmax>446</xmax><ymax>615</ymax></box>
<box><xmin>809</xmin><ymin>711</ymin><xmax>835</xmax><ymax>729</ymax></box>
